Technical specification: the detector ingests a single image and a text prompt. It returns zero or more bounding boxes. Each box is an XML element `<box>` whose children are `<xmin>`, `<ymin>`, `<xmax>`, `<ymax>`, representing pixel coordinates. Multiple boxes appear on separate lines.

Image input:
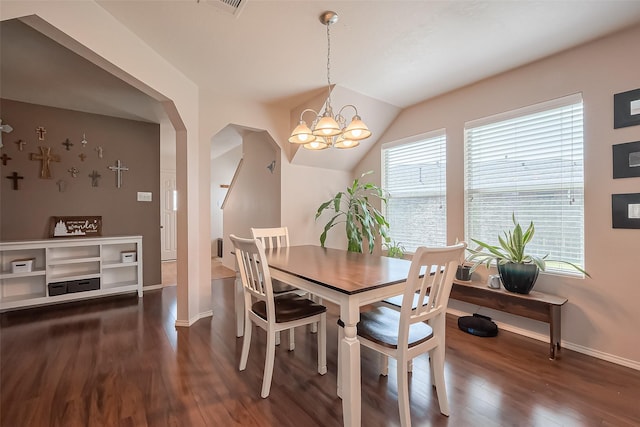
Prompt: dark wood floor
<box><xmin>2</xmin><ymin>279</ymin><xmax>639</xmax><ymax>427</ymax></box>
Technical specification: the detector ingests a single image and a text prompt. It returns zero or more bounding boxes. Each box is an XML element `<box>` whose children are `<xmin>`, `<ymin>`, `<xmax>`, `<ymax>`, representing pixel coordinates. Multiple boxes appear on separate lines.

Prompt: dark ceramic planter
<box><xmin>497</xmin><ymin>262</ymin><xmax>539</xmax><ymax>294</ymax></box>
<box><xmin>456</xmin><ymin>265</ymin><xmax>472</xmax><ymax>281</ymax></box>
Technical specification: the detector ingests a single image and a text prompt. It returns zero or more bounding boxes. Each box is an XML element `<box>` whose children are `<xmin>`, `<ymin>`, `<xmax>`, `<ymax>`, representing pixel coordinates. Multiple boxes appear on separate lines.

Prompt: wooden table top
<box><xmin>264</xmin><ymin>245</ymin><xmax>413</xmax><ymax>295</ymax></box>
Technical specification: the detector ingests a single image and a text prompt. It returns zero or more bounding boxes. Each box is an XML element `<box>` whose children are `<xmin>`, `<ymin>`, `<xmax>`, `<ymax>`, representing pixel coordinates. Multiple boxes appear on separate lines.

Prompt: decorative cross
<box><xmin>95</xmin><ymin>146</ymin><xmax>103</xmax><ymax>158</ymax></box>
<box><xmin>36</xmin><ymin>126</ymin><xmax>46</xmax><ymax>141</ymax></box>
<box><xmin>15</xmin><ymin>139</ymin><xmax>26</xmax><ymax>151</ymax></box>
<box><xmin>89</xmin><ymin>170</ymin><xmax>101</xmax><ymax>187</ymax></box>
<box><xmin>56</xmin><ymin>180</ymin><xmax>67</xmax><ymax>192</ymax></box>
<box><xmin>6</xmin><ymin>172</ymin><xmax>24</xmax><ymax>190</ymax></box>
<box><xmin>62</xmin><ymin>138</ymin><xmax>73</xmax><ymax>151</ymax></box>
<box><xmin>79</xmin><ymin>153</ymin><xmax>87</xmax><ymax>162</ymax></box>
<box><xmin>81</xmin><ymin>133</ymin><xmax>88</xmax><ymax>147</ymax></box>
<box><xmin>0</xmin><ymin>120</ymin><xmax>12</xmax><ymax>148</ymax></box>
<box><xmin>108</xmin><ymin>160</ymin><xmax>129</xmax><ymax>188</ymax></box>
<box><xmin>68</xmin><ymin>167</ymin><xmax>79</xmax><ymax>178</ymax></box>
<box><xmin>29</xmin><ymin>146</ymin><xmax>60</xmax><ymax>179</ymax></box>
<box><xmin>0</xmin><ymin>153</ymin><xmax>11</xmax><ymax>166</ymax></box>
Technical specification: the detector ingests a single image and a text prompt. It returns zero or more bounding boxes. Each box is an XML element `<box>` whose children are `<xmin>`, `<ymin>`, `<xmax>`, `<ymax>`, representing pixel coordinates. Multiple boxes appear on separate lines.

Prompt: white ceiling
<box><xmin>2</xmin><ymin>1</ymin><xmax>640</xmax><ymax>165</ymax></box>
<box><xmin>95</xmin><ymin>0</ymin><xmax>640</xmax><ymax>109</ymax></box>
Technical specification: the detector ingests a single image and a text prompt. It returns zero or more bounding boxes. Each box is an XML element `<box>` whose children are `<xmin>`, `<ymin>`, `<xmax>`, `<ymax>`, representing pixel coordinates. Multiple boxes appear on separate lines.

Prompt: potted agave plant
<box><xmin>467</xmin><ymin>214</ymin><xmax>590</xmax><ymax>294</ymax></box>
<box><xmin>316</xmin><ymin>171</ymin><xmax>389</xmax><ymax>253</ymax></box>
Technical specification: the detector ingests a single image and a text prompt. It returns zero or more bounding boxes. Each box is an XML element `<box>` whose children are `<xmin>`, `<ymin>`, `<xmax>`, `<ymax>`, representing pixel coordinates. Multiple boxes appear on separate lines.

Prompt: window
<box><xmin>464</xmin><ymin>93</ymin><xmax>585</xmax><ymax>275</ymax></box>
<box><xmin>382</xmin><ymin>130</ymin><xmax>447</xmax><ymax>252</ymax></box>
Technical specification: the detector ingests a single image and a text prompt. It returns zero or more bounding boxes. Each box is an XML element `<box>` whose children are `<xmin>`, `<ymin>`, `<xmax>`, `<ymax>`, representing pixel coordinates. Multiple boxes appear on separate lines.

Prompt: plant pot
<box><xmin>497</xmin><ymin>262</ymin><xmax>539</xmax><ymax>294</ymax></box>
<box><xmin>456</xmin><ymin>265</ymin><xmax>472</xmax><ymax>281</ymax></box>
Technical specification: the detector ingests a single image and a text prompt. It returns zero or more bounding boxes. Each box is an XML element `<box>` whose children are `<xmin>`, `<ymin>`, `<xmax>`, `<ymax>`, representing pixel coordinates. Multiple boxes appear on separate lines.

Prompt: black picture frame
<box><xmin>612</xmin><ymin>194</ymin><xmax>640</xmax><ymax>229</ymax></box>
<box><xmin>614</xmin><ymin>88</ymin><xmax>640</xmax><ymax>129</ymax></box>
<box><xmin>612</xmin><ymin>140</ymin><xmax>640</xmax><ymax>179</ymax></box>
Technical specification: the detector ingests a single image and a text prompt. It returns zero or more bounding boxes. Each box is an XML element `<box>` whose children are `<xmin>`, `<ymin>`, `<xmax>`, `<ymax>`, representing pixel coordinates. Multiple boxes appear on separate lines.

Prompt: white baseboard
<box><xmin>447</xmin><ymin>307</ymin><xmax>640</xmax><ymax>371</ymax></box>
<box><xmin>142</xmin><ymin>284</ymin><xmax>164</xmax><ymax>292</ymax></box>
<box><xmin>175</xmin><ymin>310</ymin><xmax>213</xmax><ymax>328</ymax></box>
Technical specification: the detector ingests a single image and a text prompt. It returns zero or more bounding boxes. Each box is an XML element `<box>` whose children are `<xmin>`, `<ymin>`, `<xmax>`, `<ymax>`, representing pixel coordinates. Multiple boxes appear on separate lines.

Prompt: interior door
<box><xmin>160</xmin><ymin>170</ymin><xmax>177</xmax><ymax>260</ymax></box>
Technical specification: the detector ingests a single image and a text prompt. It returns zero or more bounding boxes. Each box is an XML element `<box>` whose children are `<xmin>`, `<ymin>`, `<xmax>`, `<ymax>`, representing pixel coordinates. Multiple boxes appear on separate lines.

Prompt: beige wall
<box><xmin>222</xmin><ymin>131</ymin><xmax>281</xmax><ymax>267</ymax></box>
<box><xmin>281</xmin><ymin>162</ymin><xmax>352</xmax><ymax>249</ymax></box>
<box><xmin>357</xmin><ymin>24</ymin><xmax>640</xmax><ymax>367</ymax></box>
<box><xmin>210</xmin><ymin>144</ymin><xmax>242</xmax><ymax>252</ymax></box>
<box><xmin>2</xmin><ymin>2</ymin><xmax>206</xmax><ymax>326</ymax></box>
<box><xmin>0</xmin><ymin>99</ymin><xmax>161</xmax><ymax>287</ymax></box>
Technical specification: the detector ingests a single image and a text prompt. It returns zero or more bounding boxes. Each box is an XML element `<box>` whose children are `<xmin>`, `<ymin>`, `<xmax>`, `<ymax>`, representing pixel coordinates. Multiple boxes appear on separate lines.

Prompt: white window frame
<box><xmin>464</xmin><ymin>93</ymin><xmax>586</xmax><ymax>276</ymax></box>
<box><xmin>382</xmin><ymin>129</ymin><xmax>447</xmax><ymax>252</ymax></box>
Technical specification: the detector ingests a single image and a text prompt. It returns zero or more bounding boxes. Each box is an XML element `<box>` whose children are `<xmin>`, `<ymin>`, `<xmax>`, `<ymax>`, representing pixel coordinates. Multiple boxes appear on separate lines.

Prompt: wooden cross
<box><xmin>108</xmin><ymin>160</ymin><xmax>129</xmax><ymax>188</ymax></box>
<box><xmin>0</xmin><ymin>153</ymin><xmax>11</xmax><ymax>166</ymax></box>
<box><xmin>6</xmin><ymin>172</ymin><xmax>24</xmax><ymax>190</ymax></box>
<box><xmin>15</xmin><ymin>139</ymin><xmax>26</xmax><ymax>151</ymax></box>
<box><xmin>36</xmin><ymin>126</ymin><xmax>46</xmax><ymax>140</ymax></box>
<box><xmin>29</xmin><ymin>146</ymin><xmax>60</xmax><ymax>179</ymax></box>
<box><xmin>79</xmin><ymin>153</ymin><xmax>87</xmax><ymax>162</ymax></box>
<box><xmin>89</xmin><ymin>170</ymin><xmax>101</xmax><ymax>187</ymax></box>
<box><xmin>62</xmin><ymin>138</ymin><xmax>73</xmax><ymax>151</ymax></box>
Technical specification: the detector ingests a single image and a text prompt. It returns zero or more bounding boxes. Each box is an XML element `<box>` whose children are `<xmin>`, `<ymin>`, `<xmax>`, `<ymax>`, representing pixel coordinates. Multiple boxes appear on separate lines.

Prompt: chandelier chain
<box><xmin>326</xmin><ymin>22</ymin><xmax>332</xmax><ymax>103</ymax></box>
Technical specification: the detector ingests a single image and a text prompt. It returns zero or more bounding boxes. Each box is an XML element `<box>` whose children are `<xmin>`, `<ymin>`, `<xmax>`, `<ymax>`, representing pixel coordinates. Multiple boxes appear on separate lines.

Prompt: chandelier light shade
<box><xmin>288</xmin><ymin>11</ymin><xmax>371</xmax><ymax>150</ymax></box>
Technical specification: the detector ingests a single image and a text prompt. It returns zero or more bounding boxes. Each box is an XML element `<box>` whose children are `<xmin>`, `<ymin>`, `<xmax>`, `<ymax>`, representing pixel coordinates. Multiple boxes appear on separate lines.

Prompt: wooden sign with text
<box><xmin>49</xmin><ymin>216</ymin><xmax>102</xmax><ymax>238</ymax></box>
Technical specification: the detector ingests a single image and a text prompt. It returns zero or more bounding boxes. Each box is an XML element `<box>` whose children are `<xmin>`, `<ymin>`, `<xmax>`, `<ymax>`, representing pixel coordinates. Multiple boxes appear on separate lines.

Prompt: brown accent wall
<box><xmin>0</xmin><ymin>99</ymin><xmax>161</xmax><ymax>287</ymax></box>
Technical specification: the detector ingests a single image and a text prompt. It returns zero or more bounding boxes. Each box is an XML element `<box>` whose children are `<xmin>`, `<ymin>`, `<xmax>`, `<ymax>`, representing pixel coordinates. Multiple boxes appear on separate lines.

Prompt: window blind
<box><xmin>382</xmin><ymin>131</ymin><xmax>447</xmax><ymax>252</ymax></box>
<box><xmin>464</xmin><ymin>94</ymin><xmax>586</xmax><ymax>275</ymax></box>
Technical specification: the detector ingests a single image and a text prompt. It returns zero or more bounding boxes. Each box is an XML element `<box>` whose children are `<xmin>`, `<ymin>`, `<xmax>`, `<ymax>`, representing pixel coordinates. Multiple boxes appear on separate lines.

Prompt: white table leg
<box><xmin>340</xmin><ymin>301</ymin><xmax>361</xmax><ymax>427</ymax></box>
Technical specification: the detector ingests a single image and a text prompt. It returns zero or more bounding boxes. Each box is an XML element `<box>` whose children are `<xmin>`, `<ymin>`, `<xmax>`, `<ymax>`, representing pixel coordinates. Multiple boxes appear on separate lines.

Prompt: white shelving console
<box><xmin>0</xmin><ymin>236</ymin><xmax>142</xmax><ymax>312</ymax></box>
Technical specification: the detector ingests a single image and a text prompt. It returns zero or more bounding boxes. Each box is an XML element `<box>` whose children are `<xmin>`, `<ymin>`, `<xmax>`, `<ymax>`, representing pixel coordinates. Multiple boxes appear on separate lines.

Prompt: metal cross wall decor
<box><xmin>68</xmin><ymin>167</ymin><xmax>79</xmax><ymax>178</ymax></box>
<box><xmin>89</xmin><ymin>170</ymin><xmax>101</xmax><ymax>187</ymax></box>
<box><xmin>36</xmin><ymin>126</ymin><xmax>46</xmax><ymax>140</ymax></box>
<box><xmin>15</xmin><ymin>139</ymin><xmax>26</xmax><ymax>151</ymax></box>
<box><xmin>108</xmin><ymin>160</ymin><xmax>129</xmax><ymax>188</ymax></box>
<box><xmin>62</xmin><ymin>138</ymin><xmax>73</xmax><ymax>151</ymax></box>
<box><xmin>0</xmin><ymin>153</ymin><xmax>11</xmax><ymax>166</ymax></box>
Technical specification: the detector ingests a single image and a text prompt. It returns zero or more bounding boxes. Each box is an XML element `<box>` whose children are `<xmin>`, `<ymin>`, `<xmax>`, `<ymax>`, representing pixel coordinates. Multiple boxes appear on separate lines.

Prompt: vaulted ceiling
<box><xmin>3</xmin><ymin>1</ymin><xmax>640</xmax><ymax>167</ymax></box>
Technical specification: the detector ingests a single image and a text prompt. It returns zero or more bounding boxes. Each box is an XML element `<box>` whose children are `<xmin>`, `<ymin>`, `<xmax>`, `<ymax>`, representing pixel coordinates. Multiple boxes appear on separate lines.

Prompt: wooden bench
<box><xmin>450</xmin><ymin>279</ymin><xmax>567</xmax><ymax>359</ymax></box>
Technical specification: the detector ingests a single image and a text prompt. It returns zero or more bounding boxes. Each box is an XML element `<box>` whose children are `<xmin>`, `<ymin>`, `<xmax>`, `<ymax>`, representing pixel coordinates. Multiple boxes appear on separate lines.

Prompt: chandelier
<box><xmin>288</xmin><ymin>11</ymin><xmax>371</xmax><ymax>150</ymax></box>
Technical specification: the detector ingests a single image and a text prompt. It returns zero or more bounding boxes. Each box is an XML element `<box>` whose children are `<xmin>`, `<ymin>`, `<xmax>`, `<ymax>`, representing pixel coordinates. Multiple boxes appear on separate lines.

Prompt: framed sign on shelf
<box><xmin>49</xmin><ymin>216</ymin><xmax>102</xmax><ymax>238</ymax></box>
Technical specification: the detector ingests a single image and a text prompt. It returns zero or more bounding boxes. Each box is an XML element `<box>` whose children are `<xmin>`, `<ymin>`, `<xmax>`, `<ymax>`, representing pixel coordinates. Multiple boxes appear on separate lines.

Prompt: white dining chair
<box><xmin>376</xmin><ymin>242</ymin><xmax>467</xmax><ymax>374</ymax></box>
<box><xmin>231</xmin><ymin>234</ymin><xmax>327</xmax><ymax>398</ymax></box>
<box><xmin>251</xmin><ymin>226</ymin><xmax>322</xmax><ymax>349</ymax></box>
<box><xmin>338</xmin><ymin>243</ymin><xmax>465</xmax><ymax>426</ymax></box>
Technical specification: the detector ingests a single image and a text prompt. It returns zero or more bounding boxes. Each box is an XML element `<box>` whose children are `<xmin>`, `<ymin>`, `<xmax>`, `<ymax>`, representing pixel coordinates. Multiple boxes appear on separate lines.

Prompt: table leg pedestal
<box><xmin>340</xmin><ymin>323</ymin><xmax>361</xmax><ymax>427</ymax></box>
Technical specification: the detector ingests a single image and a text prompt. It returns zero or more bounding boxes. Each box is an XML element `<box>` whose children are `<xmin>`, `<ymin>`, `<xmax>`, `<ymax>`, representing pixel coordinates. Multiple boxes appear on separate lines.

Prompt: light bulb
<box><xmin>310</xmin><ymin>141</ymin><xmax>320</xmax><ymax>149</ymax></box>
<box><xmin>350</xmin><ymin>129</ymin><xmax>362</xmax><ymax>138</ymax></box>
<box><xmin>299</xmin><ymin>133</ymin><xmax>309</xmax><ymax>142</ymax></box>
<box><xmin>322</xmin><ymin>128</ymin><xmax>332</xmax><ymax>135</ymax></box>
<box><xmin>343</xmin><ymin>139</ymin><xmax>353</xmax><ymax>147</ymax></box>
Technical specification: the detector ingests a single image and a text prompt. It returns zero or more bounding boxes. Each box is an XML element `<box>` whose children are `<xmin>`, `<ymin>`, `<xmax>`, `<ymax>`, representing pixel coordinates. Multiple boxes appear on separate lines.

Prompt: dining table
<box><xmin>247</xmin><ymin>245</ymin><xmax>415</xmax><ymax>427</ymax></box>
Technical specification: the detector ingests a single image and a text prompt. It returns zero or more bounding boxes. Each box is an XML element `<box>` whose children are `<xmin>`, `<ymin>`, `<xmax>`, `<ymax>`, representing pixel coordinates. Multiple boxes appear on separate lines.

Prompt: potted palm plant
<box><xmin>316</xmin><ymin>171</ymin><xmax>389</xmax><ymax>253</ymax></box>
<box><xmin>467</xmin><ymin>213</ymin><xmax>590</xmax><ymax>294</ymax></box>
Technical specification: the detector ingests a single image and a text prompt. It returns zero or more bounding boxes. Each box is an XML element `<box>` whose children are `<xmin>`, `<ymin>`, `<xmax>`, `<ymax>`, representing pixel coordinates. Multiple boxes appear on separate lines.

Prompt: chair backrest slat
<box><xmin>399</xmin><ymin>243</ymin><xmax>467</xmax><ymax>341</ymax></box>
<box><xmin>231</xmin><ymin>235</ymin><xmax>275</xmax><ymax>319</ymax></box>
<box><xmin>251</xmin><ymin>227</ymin><xmax>290</xmax><ymax>249</ymax></box>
